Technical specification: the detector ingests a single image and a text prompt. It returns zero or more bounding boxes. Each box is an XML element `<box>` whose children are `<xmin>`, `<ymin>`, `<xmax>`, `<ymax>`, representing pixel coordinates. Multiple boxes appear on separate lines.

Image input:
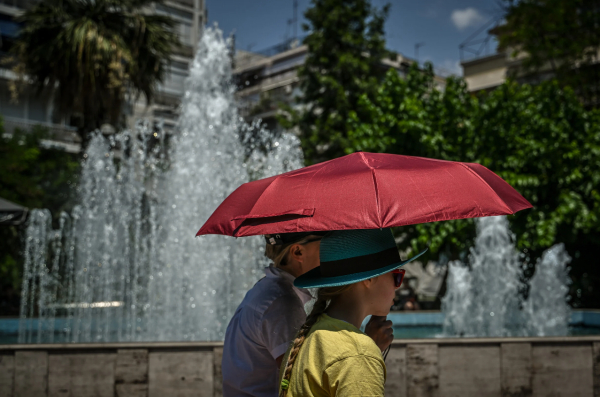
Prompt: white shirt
<box><xmin>222</xmin><ymin>265</ymin><xmax>313</xmax><ymax>397</ymax></box>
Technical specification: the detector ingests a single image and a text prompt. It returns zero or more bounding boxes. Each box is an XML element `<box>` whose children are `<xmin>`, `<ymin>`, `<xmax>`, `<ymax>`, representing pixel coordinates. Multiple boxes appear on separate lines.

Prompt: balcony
<box><xmin>0</xmin><ymin>0</ymin><xmax>36</xmax><ymax>11</ymax></box>
<box><xmin>2</xmin><ymin>116</ymin><xmax>81</xmax><ymax>152</ymax></box>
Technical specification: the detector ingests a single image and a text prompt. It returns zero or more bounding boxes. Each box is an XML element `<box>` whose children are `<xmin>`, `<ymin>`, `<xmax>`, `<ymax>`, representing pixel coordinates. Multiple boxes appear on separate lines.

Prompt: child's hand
<box><xmin>364</xmin><ymin>315</ymin><xmax>393</xmax><ymax>352</ymax></box>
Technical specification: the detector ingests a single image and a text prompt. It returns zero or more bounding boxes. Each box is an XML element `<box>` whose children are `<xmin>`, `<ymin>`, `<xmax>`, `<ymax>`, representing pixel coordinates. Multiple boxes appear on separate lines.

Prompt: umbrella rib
<box><xmin>300</xmin><ymin>160</ymin><xmax>332</xmax><ymax>231</ymax></box>
<box><xmin>358</xmin><ymin>152</ymin><xmax>382</xmax><ymax>227</ymax></box>
<box><xmin>457</xmin><ymin>163</ymin><xmax>513</xmax><ymax>214</ymax></box>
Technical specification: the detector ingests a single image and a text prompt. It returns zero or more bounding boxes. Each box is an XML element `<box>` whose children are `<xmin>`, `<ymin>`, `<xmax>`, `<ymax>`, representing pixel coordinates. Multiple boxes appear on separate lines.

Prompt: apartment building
<box><xmin>460</xmin><ymin>46</ymin><xmax>531</xmax><ymax>93</ymax></box>
<box><xmin>0</xmin><ymin>0</ymin><xmax>205</xmax><ymax>151</ymax></box>
<box><xmin>129</xmin><ymin>0</ymin><xmax>205</xmax><ymax>133</ymax></box>
<box><xmin>233</xmin><ymin>38</ymin><xmax>446</xmax><ymax>134</ymax></box>
<box><xmin>459</xmin><ymin>24</ymin><xmax>597</xmax><ymax>93</ymax></box>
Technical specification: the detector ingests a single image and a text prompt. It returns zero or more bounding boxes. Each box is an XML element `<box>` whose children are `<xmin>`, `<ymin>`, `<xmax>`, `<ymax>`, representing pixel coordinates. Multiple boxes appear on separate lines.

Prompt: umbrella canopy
<box><xmin>0</xmin><ymin>197</ymin><xmax>28</xmax><ymax>226</ymax></box>
<box><xmin>197</xmin><ymin>152</ymin><xmax>532</xmax><ymax>237</ymax></box>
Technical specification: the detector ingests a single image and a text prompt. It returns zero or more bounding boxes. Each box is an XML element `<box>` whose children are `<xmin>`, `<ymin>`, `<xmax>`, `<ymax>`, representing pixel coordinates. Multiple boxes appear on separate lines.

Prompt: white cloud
<box><xmin>451</xmin><ymin>7</ymin><xmax>486</xmax><ymax>30</ymax></box>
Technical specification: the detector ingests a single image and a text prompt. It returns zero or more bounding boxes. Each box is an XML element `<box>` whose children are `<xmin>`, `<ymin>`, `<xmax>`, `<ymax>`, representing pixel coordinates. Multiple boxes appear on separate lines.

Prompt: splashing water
<box><xmin>522</xmin><ymin>244</ymin><xmax>571</xmax><ymax>336</ymax></box>
<box><xmin>19</xmin><ymin>27</ymin><xmax>304</xmax><ymax>343</ymax></box>
<box><xmin>442</xmin><ymin>216</ymin><xmax>571</xmax><ymax>337</ymax></box>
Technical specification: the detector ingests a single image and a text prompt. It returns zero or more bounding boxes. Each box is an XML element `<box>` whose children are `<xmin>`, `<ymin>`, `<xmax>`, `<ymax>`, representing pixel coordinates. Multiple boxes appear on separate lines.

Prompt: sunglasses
<box><xmin>392</xmin><ymin>269</ymin><xmax>406</xmax><ymax>288</ymax></box>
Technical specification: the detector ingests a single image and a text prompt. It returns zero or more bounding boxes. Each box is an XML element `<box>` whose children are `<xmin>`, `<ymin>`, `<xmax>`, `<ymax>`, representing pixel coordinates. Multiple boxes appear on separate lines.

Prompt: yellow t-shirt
<box><xmin>279</xmin><ymin>314</ymin><xmax>386</xmax><ymax>397</ymax></box>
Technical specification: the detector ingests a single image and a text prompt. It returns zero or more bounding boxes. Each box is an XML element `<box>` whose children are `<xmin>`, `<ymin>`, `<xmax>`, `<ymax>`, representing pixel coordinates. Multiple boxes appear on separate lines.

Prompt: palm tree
<box><xmin>9</xmin><ymin>0</ymin><xmax>180</xmax><ymax>145</ymax></box>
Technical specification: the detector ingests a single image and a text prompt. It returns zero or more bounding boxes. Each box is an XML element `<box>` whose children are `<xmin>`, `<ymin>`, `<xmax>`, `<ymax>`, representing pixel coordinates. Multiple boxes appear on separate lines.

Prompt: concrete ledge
<box><xmin>0</xmin><ymin>337</ymin><xmax>599</xmax><ymax>397</ymax></box>
<box><xmin>2</xmin><ymin>335</ymin><xmax>600</xmax><ymax>351</ymax></box>
<box><xmin>0</xmin><ymin>341</ymin><xmax>224</xmax><ymax>351</ymax></box>
<box><xmin>391</xmin><ymin>335</ymin><xmax>600</xmax><ymax>346</ymax></box>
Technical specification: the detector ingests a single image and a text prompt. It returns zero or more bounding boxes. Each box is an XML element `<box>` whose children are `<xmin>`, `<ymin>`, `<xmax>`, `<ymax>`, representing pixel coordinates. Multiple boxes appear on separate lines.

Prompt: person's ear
<box><xmin>289</xmin><ymin>244</ymin><xmax>304</xmax><ymax>263</ymax></box>
<box><xmin>360</xmin><ymin>278</ymin><xmax>373</xmax><ymax>289</ymax></box>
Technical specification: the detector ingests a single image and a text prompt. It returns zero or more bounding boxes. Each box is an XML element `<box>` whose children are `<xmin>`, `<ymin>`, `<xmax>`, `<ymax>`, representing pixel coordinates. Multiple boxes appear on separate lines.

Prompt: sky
<box><xmin>205</xmin><ymin>0</ymin><xmax>506</xmax><ymax>76</ymax></box>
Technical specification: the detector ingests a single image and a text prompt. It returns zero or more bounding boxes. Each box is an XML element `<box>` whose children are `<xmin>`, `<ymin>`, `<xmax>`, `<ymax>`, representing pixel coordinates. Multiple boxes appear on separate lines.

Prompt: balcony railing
<box><xmin>252</xmin><ymin>36</ymin><xmax>307</xmax><ymax>58</ymax></box>
<box><xmin>2</xmin><ymin>116</ymin><xmax>80</xmax><ymax>143</ymax></box>
<box><xmin>0</xmin><ymin>0</ymin><xmax>37</xmax><ymax>10</ymax></box>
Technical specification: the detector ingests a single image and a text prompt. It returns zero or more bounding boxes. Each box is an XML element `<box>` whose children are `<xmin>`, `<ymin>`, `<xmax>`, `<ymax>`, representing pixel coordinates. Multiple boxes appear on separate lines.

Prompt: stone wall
<box><xmin>1</xmin><ymin>336</ymin><xmax>599</xmax><ymax>397</ymax></box>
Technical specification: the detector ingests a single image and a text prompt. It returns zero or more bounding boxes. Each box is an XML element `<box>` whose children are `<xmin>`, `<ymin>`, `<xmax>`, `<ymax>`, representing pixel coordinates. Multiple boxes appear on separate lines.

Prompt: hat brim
<box><xmin>294</xmin><ymin>248</ymin><xmax>428</xmax><ymax>289</ymax></box>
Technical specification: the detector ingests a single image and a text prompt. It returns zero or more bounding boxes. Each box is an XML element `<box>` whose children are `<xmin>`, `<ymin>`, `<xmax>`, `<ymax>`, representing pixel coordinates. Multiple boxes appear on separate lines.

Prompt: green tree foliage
<box><xmin>0</xmin><ymin>117</ymin><xmax>80</xmax><ymax>315</ymax></box>
<box><xmin>279</xmin><ymin>0</ymin><xmax>394</xmax><ymax>164</ymax></box>
<box><xmin>496</xmin><ymin>0</ymin><xmax>600</xmax><ymax>107</ymax></box>
<box><xmin>347</xmin><ymin>64</ymin><xmax>600</xmax><ymax>307</ymax></box>
<box><xmin>9</xmin><ymin>0</ymin><xmax>180</xmax><ymax>144</ymax></box>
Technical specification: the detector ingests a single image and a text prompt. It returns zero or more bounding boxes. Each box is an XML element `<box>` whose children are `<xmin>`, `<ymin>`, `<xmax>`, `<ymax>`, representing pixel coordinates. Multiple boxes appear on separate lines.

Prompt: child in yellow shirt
<box><xmin>279</xmin><ymin>228</ymin><xmax>427</xmax><ymax>397</ymax></box>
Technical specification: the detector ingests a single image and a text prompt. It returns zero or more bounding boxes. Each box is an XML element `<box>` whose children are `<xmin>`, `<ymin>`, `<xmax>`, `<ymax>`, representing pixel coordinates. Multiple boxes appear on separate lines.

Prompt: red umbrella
<box><xmin>197</xmin><ymin>152</ymin><xmax>532</xmax><ymax>237</ymax></box>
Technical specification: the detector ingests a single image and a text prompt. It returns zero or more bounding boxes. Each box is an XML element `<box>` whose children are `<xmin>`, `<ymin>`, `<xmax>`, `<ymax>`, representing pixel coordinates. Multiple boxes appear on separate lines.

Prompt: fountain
<box><xmin>522</xmin><ymin>243</ymin><xmax>571</xmax><ymax>336</ymax></box>
<box><xmin>18</xmin><ymin>27</ymin><xmax>304</xmax><ymax>343</ymax></box>
<box><xmin>15</xmin><ymin>28</ymin><xmax>578</xmax><ymax>344</ymax></box>
<box><xmin>442</xmin><ymin>216</ymin><xmax>571</xmax><ymax>337</ymax></box>
<box><xmin>4</xmin><ymin>23</ymin><xmax>598</xmax><ymax>397</ymax></box>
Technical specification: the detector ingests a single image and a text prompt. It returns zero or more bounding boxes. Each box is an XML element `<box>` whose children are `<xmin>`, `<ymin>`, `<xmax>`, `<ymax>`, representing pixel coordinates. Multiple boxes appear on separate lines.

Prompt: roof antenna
<box><xmin>293</xmin><ymin>0</ymin><xmax>298</xmax><ymax>41</ymax></box>
<box><xmin>415</xmin><ymin>42</ymin><xmax>425</xmax><ymax>64</ymax></box>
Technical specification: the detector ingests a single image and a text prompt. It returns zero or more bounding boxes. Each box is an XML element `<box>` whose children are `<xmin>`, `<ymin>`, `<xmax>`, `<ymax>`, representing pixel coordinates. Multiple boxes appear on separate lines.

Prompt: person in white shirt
<box><xmin>221</xmin><ymin>232</ymin><xmax>394</xmax><ymax>397</ymax></box>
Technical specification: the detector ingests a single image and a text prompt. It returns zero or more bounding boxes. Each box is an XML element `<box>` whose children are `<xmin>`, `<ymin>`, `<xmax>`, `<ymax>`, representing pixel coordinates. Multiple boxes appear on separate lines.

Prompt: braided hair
<box><xmin>279</xmin><ymin>285</ymin><xmax>352</xmax><ymax>397</ymax></box>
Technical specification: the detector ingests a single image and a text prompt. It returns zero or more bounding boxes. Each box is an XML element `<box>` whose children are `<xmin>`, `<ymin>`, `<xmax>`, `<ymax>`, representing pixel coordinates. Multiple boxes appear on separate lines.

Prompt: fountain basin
<box><xmin>3</xmin><ymin>310</ymin><xmax>599</xmax><ymax>344</ymax></box>
<box><xmin>1</xmin><ymin>335</ymin><xmax>599</xmax><ymax>397</ymax></box>
<box><xmin>387</xmin><ymin>310</ymin><xmax>600</xmax><ymax>339</ymax></box>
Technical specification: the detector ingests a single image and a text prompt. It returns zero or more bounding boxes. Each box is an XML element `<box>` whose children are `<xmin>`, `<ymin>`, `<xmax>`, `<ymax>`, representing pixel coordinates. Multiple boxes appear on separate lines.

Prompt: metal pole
<box><xmin>415</xmin><ymin>42</ymin><xmax>425</xmax><ymax>63</ymax></box>
<box><xmin>293</xmin><ymin>0</ymin><xmax>298</xmax><ymax>40</ymax></box>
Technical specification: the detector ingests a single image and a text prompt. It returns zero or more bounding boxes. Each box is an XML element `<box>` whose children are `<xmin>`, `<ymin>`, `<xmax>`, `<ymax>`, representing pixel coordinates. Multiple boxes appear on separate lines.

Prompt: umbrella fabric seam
<box><xmin>404</xmin><ymin>171</ymin><xmax>438</xmax><ymax>223</ymax></box>
<box><xmin>457</xmin><ymin>162</ymin><xmax>513</xmax><ymax>214</ymax></box>
<box><xmin>358</xmin><ymin>152</ymin><xmax>382</xmax><ymax>227</ymax></box>
<box><xmin>370</xmin><ymin>169</ymin><xmax>381</xmax><ymax>227</ymax></box>
<box><xmin>300</xmin><ymin>160</ymin><xmax>330</xmax><ymax>232</ymax></box>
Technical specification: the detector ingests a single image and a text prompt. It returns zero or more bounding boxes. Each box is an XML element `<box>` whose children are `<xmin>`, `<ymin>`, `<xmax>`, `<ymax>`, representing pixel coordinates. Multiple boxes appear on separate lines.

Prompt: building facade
<box><xmin>233</xmin><ymin>39</ymin><xmax>446</xmax><ymax>134</ymax></box>
<box><xmin>0</xmin><ymin>0</ymin><xmax>205</xmax><ymax>151</ymax></box>
<box><xmin>461</xmin><ymin>48</ymin><xmax>533</xmax><ymax>93</ymax></box>
<box><xmin>458</xmin><ymin>23</ymin><xmax>596</xmax><ymax>93</ymax></box>
<box><xmin>129</xmin><ymin>0</ymin><xmax>206</xmax><ymax>133</ymax></box>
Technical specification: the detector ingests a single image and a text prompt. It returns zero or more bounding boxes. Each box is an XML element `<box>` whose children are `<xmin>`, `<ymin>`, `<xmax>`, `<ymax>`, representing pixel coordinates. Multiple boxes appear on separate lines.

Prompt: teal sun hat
<box><xmin>294</xmin><ymin>229</ymin><xmax>428</xmax><ymax>289</ymax></box>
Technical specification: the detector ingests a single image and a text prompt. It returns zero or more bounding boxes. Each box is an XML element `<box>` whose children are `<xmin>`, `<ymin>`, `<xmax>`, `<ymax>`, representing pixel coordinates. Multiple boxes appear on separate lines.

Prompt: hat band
<box><xmin>320</xmin><ymin>247</ymin><xmax>401</xmax><ymax>277</ymax></box>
